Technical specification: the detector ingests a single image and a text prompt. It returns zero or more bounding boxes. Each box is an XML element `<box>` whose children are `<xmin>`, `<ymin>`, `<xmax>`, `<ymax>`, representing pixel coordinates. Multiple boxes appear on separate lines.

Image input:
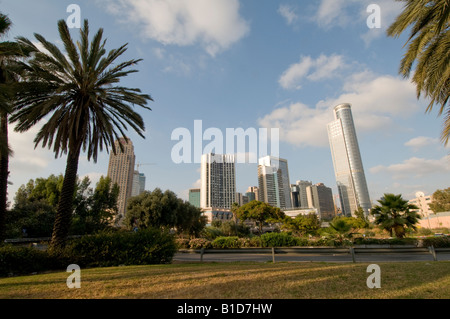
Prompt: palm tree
<box><xmin>10</xmin><ymin>19</ymin><xmax>152</xmax><ymax>250</ymax></box>
<box><xmin>370</xmin><ymin>193</ymin><xmax>420</xmax><ymax>238</ymax></box>
<box><xmin>0</xmin><ymin>12</ymin><xmax>31</xmax><ymax>240</ymax></box>
<box><xmin>387</xmin><ymin>0</ymin><xmax>450</xmax><ymax>145</ymax></box>
<box><xmin>325</xmin><ymin>218</ymin><xmax>356</xmax><ymax>245</ymax></box>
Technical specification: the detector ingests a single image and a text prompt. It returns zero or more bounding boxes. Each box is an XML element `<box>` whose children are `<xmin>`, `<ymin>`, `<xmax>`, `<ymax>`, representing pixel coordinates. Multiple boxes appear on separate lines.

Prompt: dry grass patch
<box><xmin>0</xmin><ymin>262</ymin><xmax>449</xmax><ymax>299</ymax></box>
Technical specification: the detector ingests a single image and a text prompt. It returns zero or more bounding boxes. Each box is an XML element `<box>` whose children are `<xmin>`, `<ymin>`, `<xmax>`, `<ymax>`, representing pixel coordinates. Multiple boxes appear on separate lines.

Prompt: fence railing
<box><xmin>177</xmin><ymin>246</ymin><xmax>450</xmax><ymax>263</ymax></box>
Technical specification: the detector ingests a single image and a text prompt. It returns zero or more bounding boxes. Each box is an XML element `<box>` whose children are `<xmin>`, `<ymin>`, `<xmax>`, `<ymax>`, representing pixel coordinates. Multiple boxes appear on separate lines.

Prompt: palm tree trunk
<box><xmin>0</xmin><ymin>112</ymin><xmax>9</xmax><ymax>241</ymax></box>
<box><xmin>50</xmin><ymin>146</ymin><xmax>81</xmax><ymax>251</ymax></box>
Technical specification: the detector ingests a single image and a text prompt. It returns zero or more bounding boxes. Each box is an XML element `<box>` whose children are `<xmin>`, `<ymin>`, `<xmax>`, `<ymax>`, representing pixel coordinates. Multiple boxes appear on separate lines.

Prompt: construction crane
<box><xmin>135</xmin><ymin>162</ymin><xmax>156</xmax><ymax>170</ymax></box>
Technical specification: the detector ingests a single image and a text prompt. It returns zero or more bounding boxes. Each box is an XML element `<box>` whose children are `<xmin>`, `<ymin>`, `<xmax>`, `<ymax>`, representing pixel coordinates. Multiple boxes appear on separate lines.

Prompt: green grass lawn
<box><xmin>1</xmin><ymin>261</ymin><xmax>449</xmax><ymax>299</ymax></box>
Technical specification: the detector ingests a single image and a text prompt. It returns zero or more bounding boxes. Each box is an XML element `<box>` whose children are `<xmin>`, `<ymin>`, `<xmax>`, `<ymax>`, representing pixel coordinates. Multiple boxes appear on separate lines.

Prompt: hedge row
<box><xmin>176</xmin><ymin>234</ymin><xmax>450</xmax><ymax>249</ymax></box>
<box><xmin>0</xmin><ymin>228</ymin><xmax>177</xmax><ymax>277</ymax></box>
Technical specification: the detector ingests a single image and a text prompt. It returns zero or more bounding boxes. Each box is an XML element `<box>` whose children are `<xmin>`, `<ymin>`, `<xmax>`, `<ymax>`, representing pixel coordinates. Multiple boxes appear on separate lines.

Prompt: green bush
<box><xmin>307</xmin><ymin>238</ymin><xmax>337</xmax><ymax>247</ymax></box>
<box><xmin>175</xmin><ymin>238</ymin><xmax>190</xmax><ymax>249</ymax></box>
<box><xmin>239</xmin><ymin>237</ymin><xmax>262</xmax><ymax>248</ymax></box>
<box><xmin>422</xmin><ymin>236</ymin><xmax>450</xmax><ymax>248</ymax></box>
<box><xmin>0</xmin><ymin>245</ymin><xmax>62</xmax><ymax>277</ymax></box>
<box><xmin>260</xmin><ymin>232</ymin><xmax>303</xmax><ymax>247</ymax></box>
<box><xmin>200</xmin><ymin>227</ymin><xmax>223</xmax><ymax>240</ymax></box>
<box><xmin>352</xmin><ymin>237</ymin><xmax>418</xmax><ymax>246</ymax></box>
<box><xmin>211</xmin><ymin>236</ymin><xmax>242</xmax><ymax>248</ymax></box>
<box><xmin>63</xmin><ymin>228</ymin><xmax>177</xmax><ymax>267</ymax></box>
<box><xmin>188</xmin><ymin>238</ymin><xmax>212</xmax><ymax>249</ymax></box>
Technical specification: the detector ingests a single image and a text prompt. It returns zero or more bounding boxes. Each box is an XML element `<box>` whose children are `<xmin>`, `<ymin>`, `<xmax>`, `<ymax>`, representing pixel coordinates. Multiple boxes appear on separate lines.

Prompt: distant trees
<box><xmin>280</xmin><ymin>213</ymin><xmax>320</xmax><ymax>236</ymax></box>
<box><xmin>370</xmin><ymin>193</ymin><xmax>420</xmax><ymax>238</ymax></box>
<box><xmin>124</xmin><ymin>188</ymin><xmax>206</xmax><ymax>238</ymax></box>
<box><xmin>234</xmin><ymin>200</ymin><xmax>285</xmax><ymax>235</ymax></box>
<box><xmin>5</xmin><ymin>175</ymin><xmax>119</xmax><ymax>238</ymax></box>
<box><xmin>429</xmin><ymin>187</ymin><xmax>450</xmax><ymax>213</ymax></box>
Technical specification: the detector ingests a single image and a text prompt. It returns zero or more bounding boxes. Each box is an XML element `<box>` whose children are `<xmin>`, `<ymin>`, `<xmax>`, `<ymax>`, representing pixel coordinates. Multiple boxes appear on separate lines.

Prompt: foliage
<box><xmin>124</xmin><ymin>188</ymin><xmax>206</xmax><ymax>236</ymax></box>
<box><xmin>353</xmin><ymin>207</ymin><xmax>371</xmax><ymax>228</ymax></box>
<box><xmin>429</xmin><ymin>187</ymin><xmax>450</xmax><ymax>213</ymax></box>
<box><xmin>211</xmin><ymin>236</ymin><xmax>242</xmax><ymax>248</ymax></box>
<box><xmin>0</xmin><ymin>245</ymin><xmax>63</xmax><ymax>277</ymax></box>
<box><xmin>322</xmin><ymin>217</ymin><xmax>357</xmax><ymax>245</ymax></box>
<box><xmin>280</xmin><ymin>213</ymin><xmax>320</xmax><ymax>236</ymax></box>
<box><xmin>208</xmin><ymin>220</ymin><xmax>250</xmax><ymax>237</ymax></box>
<box><xmin>422</xmin><ymin>236</ymin><xmax>450</xmax><ymax>248</ymax></box>
<box><xmin>5</xmin><ymin>175</ymin><xmax>118</xmax><ymax>238</ymax></box>
<box><xmin>352</xmin><ymin>237</ymin><xmax>418</xmax><ymax>246</ymax></box>
<box><xmin>63</xmin><ymin>228</ymin><xmax>176</xmax><ymax>267</ymax></box>
<box><xmin>0</xmin><ymin>12</ymin><xmax>34</xmax><ymax>241</ymax></box>
<box><xmin>70</xmin><ymin>176</ymin><xmax>119</xmax><ymax>235</ymax></box>
<box><xmin>234</xmin><ymin>200</ymin><xmax>285</xmax><ymax>235</ymax></box>
<box><xmin>188</xmin><ymin>238</ymin><xmax>212</xmax><ymax>249</ymax></box>
<box><xmin>371</xmin><ymin>193</ymin><xmax>421</xmax><ymax>238</ymax></box>
<box><xmin>10</xmin><ymin>19</ymin><xmax>152</xmax><ymax>250</ymax></box>
<box><xmin>260</xmin><ymin>232</ymin><xmax>305</xmax><ymax>247</ymax></box>
<box><xmin>387</xmin><ymin>0</ymin><xmax>450</xmax><ymax>145</ymax></box>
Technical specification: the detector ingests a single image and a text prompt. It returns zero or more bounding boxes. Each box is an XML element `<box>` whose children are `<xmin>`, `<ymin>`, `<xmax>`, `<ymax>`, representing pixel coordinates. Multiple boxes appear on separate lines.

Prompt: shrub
<box><xmin>0</xmin><ymin>245</ymin><xmax>62</xmax><ymax>277</ymax></box>
<box><xmin>63</xmin><ymin>228</ymin><xmax>177</xmax><ymax>267</ymax></box>
<box><xmin>260</xmin><ymin>232</ymin><xmax>302</xmax><ymax>247</ymax></box>
<box><xmin>200</xmin><ymin>227</ymin><xmax>223</xmax><ymax>240</ymax></box>
<box><xmin>188</xmin><ymin>238</ymin><xmax>212</xmax><ymax>249</ymax></box>
<box><xmin>239</xmin><ymin>237</ymin><xmax>262</xmax><ymax>248</ymax></box>
<box><xmin>211</xmin><ymin>236</ymin><xmax>242</xmax><ymax>248</ymax></box>
<box><xmin>175</xmin><ymin>238</ymin><xmax>190</xmax><ymax>249</ymax></box>
<box><xmin>308</xmin><ymin>238</ymin><xmax>337</xmax><ymax>247</ymax></box>
<box><xmin>422</xmin><ymin>236</ymin><xmax>450</xmax><ymax>248</ymax></box>
<box><xmin>351</xmin><ymin>237</ymin><xmax>418</xmax><ymax>246</ymax></box>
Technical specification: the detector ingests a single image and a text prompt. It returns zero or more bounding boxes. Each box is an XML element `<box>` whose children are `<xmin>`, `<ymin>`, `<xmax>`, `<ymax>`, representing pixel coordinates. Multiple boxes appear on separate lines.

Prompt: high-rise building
<box><xmin>258</xmin><ymin>156</ymin><xmax>292</xmax><ymax>209</ymax></box>
<box><xmin>131</xmin><ymin>171</ymin><xmax>146</xmax><ymax>197</ymax></box>
<box><xmin>107</xmin><ymin>137</ymin><xmax>136</xmax><ymax>222</ymax></box>
<box><xmin>246</xmin><ymin>186</ymin><xmax>259</xmax><ymax>203</ymax></box>
<box><xmin>306</xmin><ymin>183</ymin><xmax>335</xmax><ymax>220</ymax></box>
<box><xmin>327</xmin><ymin>103</ymin><xmax>371</xmax><ymax>216</ymax></box>
<box><xmin>189</xmin><ymin>188</ymin><xmax>201</xmax><ymax>208</ymax></box>
<box><xmin>293</xmin><ymin>180</ymin><xmax>312</xmax><ymax>208</ymax></box>
<box><xmin>200</xmin><ymin>153</ymin><xmax>236</xmax><ymax>209</ymax></box>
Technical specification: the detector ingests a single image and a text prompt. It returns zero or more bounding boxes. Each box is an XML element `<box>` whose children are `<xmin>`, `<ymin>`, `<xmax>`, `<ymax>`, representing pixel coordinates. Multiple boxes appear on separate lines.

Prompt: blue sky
<box><xmin>2</xmin><ymin>0</ymin><xmax>449</xmax><ymax>205</ymax></box>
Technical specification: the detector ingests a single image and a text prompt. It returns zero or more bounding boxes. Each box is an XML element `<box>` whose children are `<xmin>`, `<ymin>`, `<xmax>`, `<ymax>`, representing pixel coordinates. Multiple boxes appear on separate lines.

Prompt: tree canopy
<box><xmin>429</xmin><ymin>187</ymin><xmax>450</xmax><ymax>213</ymax></box>
<box><xmin>370</xmin><ymin>193</ymin><xmax>420</xmax><ymax>238</ymax></box>
<box><xmin>124</xmin><ymin>188</ymin><xmax>206</xmax><ymax>237</ymax></box>
<box><xmin>234</xmin><ymin>200</ymin><xmax>285</xmax><ymax>234</ymax></box>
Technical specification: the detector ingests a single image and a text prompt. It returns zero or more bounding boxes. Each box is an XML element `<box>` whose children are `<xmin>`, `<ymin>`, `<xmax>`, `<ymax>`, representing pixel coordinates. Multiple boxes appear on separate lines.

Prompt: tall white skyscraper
<box><xmin>200</xmin><ymin>153</ymin><xmax>236</xmax><ymax>209</ymax></box>
<box><xmin>258</xmin><ymin>156</ymin><xmax>292</xmax><ymax>209</ymax></box>
<box><xmin>327</xmin><ymin>103</ymin><xmax>371</xmax><ymax>216</ymax></box>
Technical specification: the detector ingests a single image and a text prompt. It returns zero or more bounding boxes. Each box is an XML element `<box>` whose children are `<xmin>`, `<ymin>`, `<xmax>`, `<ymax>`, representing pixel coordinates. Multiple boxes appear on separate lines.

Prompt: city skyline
<box><xmin>3</xmin><ymin>1</ymin><xmax>449</xmax><ymax>207</ymax></box>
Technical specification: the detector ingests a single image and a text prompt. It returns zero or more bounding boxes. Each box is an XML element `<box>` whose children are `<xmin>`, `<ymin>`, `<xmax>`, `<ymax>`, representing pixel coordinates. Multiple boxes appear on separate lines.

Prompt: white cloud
<box><xmin>279</xmin><ymin>54</ymin><xmax>347</xmax><ymax>90</ymax></box>
<box><xmin>8</xmin><ymin>122</ymin><xmax>53</xmax><ymax>173</ymax></box>
<box><xmin>313</xmin><ymin>0</ymin><xmax>403</xmax><ymax>45</ymax></box>
<box><xmin>265</xmin><ymin>67</ymin><xmax>420</xmax><ymax>148</ymax></box>
<box><xmin>101</xmin><ymin>0</ymin><xmax>250</xmax><ymax>57</ymax></box>
<box><xmin>314</xmin><ymin>0</ymin><xmax>351</xmax><ymax>29</ymax></box>
<box><xmin>278</xmin><ymin>4</ymin><xmax>298</xmax><ymax>26</ymax></box>
<box><xmin>258</xmin><ymin>102</ymin><xmax>333</xmax><ymax>148</ymax></box>
<box><xmin>404</xmin><ymin>136</ymin><xmax>440</xmax><ymax>151</ymax></box>
<box><xmin>370</xmin><ymin>155</ymin><xmax>450</xmax><ymax>179</ymax></box>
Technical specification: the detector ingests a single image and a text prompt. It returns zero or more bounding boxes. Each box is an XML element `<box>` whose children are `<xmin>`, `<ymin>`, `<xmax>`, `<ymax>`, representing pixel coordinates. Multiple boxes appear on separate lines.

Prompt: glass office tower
<box><xmin>327</xmin><ymin>104</ymin><xmax>371</xmax><ymax>216</ymax></box>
